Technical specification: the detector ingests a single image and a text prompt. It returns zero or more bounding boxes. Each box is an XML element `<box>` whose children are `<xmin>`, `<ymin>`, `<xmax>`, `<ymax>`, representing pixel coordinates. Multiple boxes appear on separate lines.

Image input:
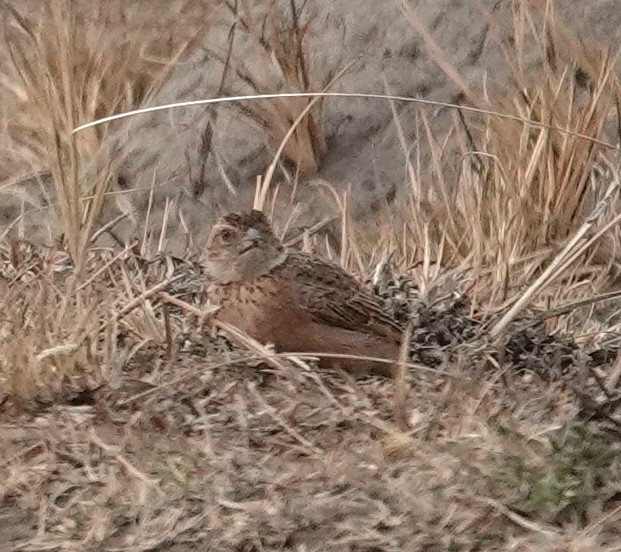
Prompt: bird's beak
<box><xmin>240</xmin><ymin>228</ymin><xmax>261</xmax><ymax>254</ymax></box>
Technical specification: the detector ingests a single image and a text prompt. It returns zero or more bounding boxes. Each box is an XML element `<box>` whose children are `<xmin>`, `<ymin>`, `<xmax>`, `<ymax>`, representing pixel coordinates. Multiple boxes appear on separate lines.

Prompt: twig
<box><xmin>89</xmin><ymin>430</ymin><xmax>159</xmax><ymax>486</ymax></box>
<box><xmin>163</xmin><ymin>302</ymin><xmax>173</xmax><ymax>361</ymax></box>
<box><xmin>119</xmin><ymin>351</ymin><xmax>461</xmax><ymax>406</ymax></box>
<box><xmin>481</xmin><ymin>498</ymin><xmax>561</xmax><ymax>536</ymax></box>
<box><xmin>214</xmin><ymin>320</ymin><xmax>291</xmax><ymax>372</ymax></box>
<box><xmin>491</xmin><ymin>180</ymin><xmax>621</xmax><ymax>337</ymax></box>
<box><xmin>255</xmin><ymin>60</ymin><xmax>358</xmax><ymax>210</ymax></box>
<box><xmin>247</xmin><ymin>382</ymin><xmax>323</xmax><ymax>455</ymax></box>
<box><xmin>90</xmin><ymin>212</ymin><xmax>130</xmax><ymax>244</ymax></box>
<box><xmin>103</xmin><ymin>277</ymin><xmax>181</xmax><ymax>329</ymax></box>
<box><xmin>394</xmin><ymin>320</ymin><xmax>414</xmax><ymax>429</ymax></box>
<box><xmin>283</xmin><ymin>216</ymin><xmax>338</xmax><ymax>247</ymax></box>
<box><xmin>157</xmin><ymin>291</ymin><xmax>216</xmax><ymax>319</ymax></box>
<box><xmin>542</xmin><ymin>289</ymin><xmax>621</xmax><ymax>320</ymax></box>
<box><xmin>71</xmin><ymin>93</ymin><xmax>621</xmax><ymax>151</ymax></box>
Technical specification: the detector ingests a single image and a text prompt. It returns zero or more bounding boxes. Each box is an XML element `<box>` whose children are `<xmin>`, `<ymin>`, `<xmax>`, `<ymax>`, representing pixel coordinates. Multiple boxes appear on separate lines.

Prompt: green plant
<box><xmin>502</xmin><ymin>423</ymin><xmax>620</xmax><ymax>524</ymax></box>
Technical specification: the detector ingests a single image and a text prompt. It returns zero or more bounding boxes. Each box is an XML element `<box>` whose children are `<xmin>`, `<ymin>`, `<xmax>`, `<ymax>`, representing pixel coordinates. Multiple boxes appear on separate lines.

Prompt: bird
<box><xmin>201</xmin><ymin>210</ymin><xmax>406</xmax><ymax>377</ymax></box>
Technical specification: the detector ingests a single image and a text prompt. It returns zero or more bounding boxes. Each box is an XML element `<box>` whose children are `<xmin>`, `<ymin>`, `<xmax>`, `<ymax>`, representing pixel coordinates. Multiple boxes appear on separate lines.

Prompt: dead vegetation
<box><xmin>2</xmin><ymin>0</ymin><xmax>621</xmax><ymax>550</ymax></box>
<box><xmin>216</xmin><ymin>0</ymin><xmax>329</xmax><ymax>176</ymax></box>
<box><xmin>361</xmin><ymin>1</ymin><xmax>621</xmax><ymax>316</ymax></box>
<box><xmin>0</xmin><ymin>0</ymin><xmax>213</xmax><ymax>266</ymax></box>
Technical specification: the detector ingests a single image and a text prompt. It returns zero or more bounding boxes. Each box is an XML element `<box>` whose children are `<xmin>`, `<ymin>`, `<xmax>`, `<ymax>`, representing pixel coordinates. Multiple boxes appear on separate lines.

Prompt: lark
<box><xmin>202</xmin><ymin>210</ymin><xmax>406</xmax><ymax>377</ymax></box>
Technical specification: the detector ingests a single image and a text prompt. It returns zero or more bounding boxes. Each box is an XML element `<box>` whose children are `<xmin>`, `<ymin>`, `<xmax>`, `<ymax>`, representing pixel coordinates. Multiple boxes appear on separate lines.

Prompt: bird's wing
<box><xmin>283</xmin><ymin>251</ymin><xmax>403</xmax><ymax>340</ymax></box>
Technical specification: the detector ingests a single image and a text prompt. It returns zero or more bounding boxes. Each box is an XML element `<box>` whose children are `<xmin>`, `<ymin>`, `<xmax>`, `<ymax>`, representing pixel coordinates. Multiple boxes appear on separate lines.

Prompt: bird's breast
<box><xmin>207</xmin><ymin>276</ymin><xmax>300</xmax><ymax>344</ymax></box>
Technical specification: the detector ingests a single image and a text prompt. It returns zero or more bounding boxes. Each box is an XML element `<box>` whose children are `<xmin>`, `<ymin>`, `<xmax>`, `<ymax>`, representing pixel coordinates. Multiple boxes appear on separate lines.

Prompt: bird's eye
<box><xmin>218</xmin><ymin>228</ymin><xmax>235</xmax><ymax>242</ymax></box>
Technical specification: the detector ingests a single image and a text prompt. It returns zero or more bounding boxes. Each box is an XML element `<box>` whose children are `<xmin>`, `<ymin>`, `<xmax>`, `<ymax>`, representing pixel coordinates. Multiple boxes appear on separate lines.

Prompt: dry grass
<box><xmin>2</xmin><ymin>0</ymin><xmax>621</xmax><ymax>550</ymax></box>
<box><xmin>215</xmin><ymin>0</ymin><xmax>329</xmax><ymax>176</ymax></box>
<box><xmin>0</xmin><ymin>0</ymin><xmax>212</xmax><ymax>267</ymax></box>
<box><xmin>330</xmin><ymin>0</ymin><xmax>621</xmax><ymax>330</ymax></box>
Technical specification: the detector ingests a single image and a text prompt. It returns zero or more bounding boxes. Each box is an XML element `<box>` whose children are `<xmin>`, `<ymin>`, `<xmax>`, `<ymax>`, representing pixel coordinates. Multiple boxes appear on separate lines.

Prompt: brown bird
<box><xmin>202</xmin><ymin>210</ymin><xmax>405</xmax><ymax>377</ymax></box>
